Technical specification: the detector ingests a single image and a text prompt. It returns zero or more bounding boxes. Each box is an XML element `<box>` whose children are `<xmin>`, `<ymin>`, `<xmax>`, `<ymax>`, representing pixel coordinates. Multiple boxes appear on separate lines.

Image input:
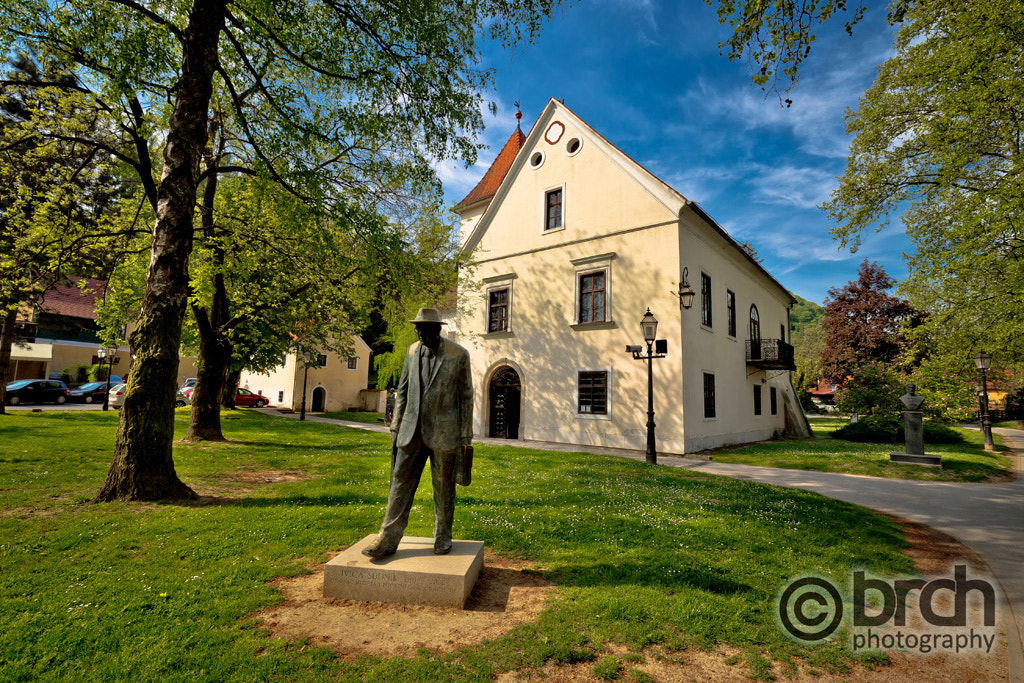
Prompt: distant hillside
<box><xmin>790</xmin><ymin>295</ymin><xmax>824</xmax><ymax>335</ymax></box>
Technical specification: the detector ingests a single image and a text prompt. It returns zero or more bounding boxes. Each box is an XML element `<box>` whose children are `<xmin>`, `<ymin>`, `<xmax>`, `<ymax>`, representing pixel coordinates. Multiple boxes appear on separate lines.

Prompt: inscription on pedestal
<box><xmin>323</xmin><ymin>535</ymin><xmax>484</xmax><ymax>608</ymax></box>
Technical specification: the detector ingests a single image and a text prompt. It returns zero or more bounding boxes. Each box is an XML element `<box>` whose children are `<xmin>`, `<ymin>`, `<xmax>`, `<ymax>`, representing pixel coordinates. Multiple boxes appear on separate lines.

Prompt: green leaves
<box><xmin>823</xmin><ymin>0</ymin><xmax>1024</xmax><ymax>366</ymax></box>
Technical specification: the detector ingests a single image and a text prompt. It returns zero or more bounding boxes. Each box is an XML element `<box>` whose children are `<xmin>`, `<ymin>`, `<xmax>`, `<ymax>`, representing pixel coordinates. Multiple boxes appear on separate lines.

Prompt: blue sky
<box><xmin>437</xmin><ymin>0</ymin><xmax>909</xmax><ymax>306</ymax></box>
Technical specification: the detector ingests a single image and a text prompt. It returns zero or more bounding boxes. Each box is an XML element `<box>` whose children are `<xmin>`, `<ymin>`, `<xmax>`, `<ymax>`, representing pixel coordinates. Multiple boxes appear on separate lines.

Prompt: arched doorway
<box><xmin>311</xmin><ymin>386</ymin><xmax>326</xmax><ymax>412</ymax></box>
<box><xmin>488</xmin><ymin>366</ymin><xmax>521</xmax><ymax>439</ymax></box>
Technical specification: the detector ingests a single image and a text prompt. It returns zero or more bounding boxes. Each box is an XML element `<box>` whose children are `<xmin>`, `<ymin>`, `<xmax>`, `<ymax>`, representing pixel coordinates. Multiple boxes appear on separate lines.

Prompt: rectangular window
<box><xmin>727</xmin><ymin>290</ymin><xmax>736</xmax><ymax>337</ymax></box>
<box><xmin>770</xmin><ymin>387</ymin><xmax>778</xmax><ymax>415</ymax></box>
<box><xmin>703</xmin><ymin>373</ymin><xmax>716</xmax><ymax>418</ymax></box>
<box><xmin>488</xmin><ymin>287</ymin><xmax>509</xmax><ymax>332</ymax></box>
<box><xmin>578</xmin><ymin>371</ymin><xmax>608</xmax><ymax>415</ymax></box>
<box><xmin>545</xmin><ymin>188</ymin><xmax>563</xmax><ymax>231</ymax></box>
<box><xmin>701</xmin><ymin>272</ymin><xmax>712</xmax><ymax>327</ymax></box>
<box><xmin>316</xmin><ymin>353</ymin><xmax>328</xmax><ymax>368</ymax></box>
<box><xmin>578</xmin><ymin>270</ymin><xmax>606</xmax><ymax>323</ymax></box>
<box><xmin>278</xmin><ymin>390</ymin><xmax>285</xmax><ymax>403</ymax></box>
<box><xmin>753</xmin><ymin>385</ymin><xmax>762</xmax><ymax>416</ymax></box>
<box><xmin>347</xmin><ymin>357</ymin><xmax>358</xmax><ymax>370</ymax></box>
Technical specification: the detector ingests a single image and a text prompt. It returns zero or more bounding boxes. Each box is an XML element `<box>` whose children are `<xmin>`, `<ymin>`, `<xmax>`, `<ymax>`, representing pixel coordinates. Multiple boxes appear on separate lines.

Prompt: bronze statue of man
<box><xmin>363</xmin><ymin>308</ymin><xmax>474</xmax><ymax>558</ymax></box>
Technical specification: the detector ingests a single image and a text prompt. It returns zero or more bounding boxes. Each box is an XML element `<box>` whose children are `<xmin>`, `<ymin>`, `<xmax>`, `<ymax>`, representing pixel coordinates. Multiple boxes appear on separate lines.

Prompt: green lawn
<box><xmin>317</xmin><ymin>409</ymin><xmax>386</xmax><ymax>424</ymax></box>
<box><xmin>0</xmin><ymin>410</ymin><xmax>919</xmax><ymax>681</ymax></box>
<box><xmin>708</xmin><ymin>417</ymin><xmax>1013</xmax><ymax>481</ymax></box>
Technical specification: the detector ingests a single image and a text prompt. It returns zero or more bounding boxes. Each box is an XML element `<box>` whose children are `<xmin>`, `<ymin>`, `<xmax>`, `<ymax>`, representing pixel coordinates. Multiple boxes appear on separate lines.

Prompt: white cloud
<box><xmin>748</xmin><ymin>164</ymin><xmax>837</xmax><ymax>209</ymax></box>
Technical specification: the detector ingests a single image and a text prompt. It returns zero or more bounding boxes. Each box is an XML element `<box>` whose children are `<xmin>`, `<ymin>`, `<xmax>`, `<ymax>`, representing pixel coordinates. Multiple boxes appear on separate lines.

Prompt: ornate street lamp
<box><xmin>627</xmin><ymin>308</ymin><xmax>667</xmax><ymax>464</ymax></box>
<box><xmin>97</xmin><ymin>346</ymin><xmax>117</xmax><ymax>411</ymax></box>
<box><xmin>674</xmin><ymin>268</ymin><xmax>696</xmax><ymax>310</ymax></box>
<box><xmin>973</xmin><ymin>351</ymin><xmax>995</xmax><ymax>451</ymax></box>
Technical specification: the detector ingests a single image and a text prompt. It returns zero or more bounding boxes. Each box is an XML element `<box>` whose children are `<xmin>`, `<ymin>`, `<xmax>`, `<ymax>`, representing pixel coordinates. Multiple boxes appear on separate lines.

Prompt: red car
<box><xmin>233</xmin><ymin>388</ymin><xmax>267</xmax><ymax>408</ymax></box>
<box><xmin>182</xmin><ymin>386</ymin><xmax>267</xmax><ymax>408</ymax></box>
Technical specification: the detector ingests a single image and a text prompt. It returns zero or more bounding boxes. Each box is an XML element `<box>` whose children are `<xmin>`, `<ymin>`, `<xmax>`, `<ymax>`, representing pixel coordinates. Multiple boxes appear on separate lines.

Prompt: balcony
<box><xmin>745</xmin><ymin>338</ymin><xmax>796</xmax><ymax>371</ymax></box>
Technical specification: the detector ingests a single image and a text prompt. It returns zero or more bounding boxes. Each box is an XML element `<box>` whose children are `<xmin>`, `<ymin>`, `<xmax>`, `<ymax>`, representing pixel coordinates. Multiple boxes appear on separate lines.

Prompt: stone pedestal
<box><xmin>324</xmin><ymin>535</ymin><xmax>484</xmax><ymax>609</ymax></box>
<box><xmin>889</xmin><ymin>451</ymin><xmax>942</xmax><ymax>466</ymax></box>
<box><xmin>890</xmin><ymin>385</ymin><xmax>940</xmax><ymax>466</ymax></box>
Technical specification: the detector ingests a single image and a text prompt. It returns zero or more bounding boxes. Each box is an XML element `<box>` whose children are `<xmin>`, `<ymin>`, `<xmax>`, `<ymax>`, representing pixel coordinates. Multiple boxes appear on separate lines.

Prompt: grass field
<box><xmin>0</xmin><ymin>410</ymin><xmax>920</xmax><ymax>681</ymax></box>
<box><xmin>707</xmin><ymin>417</ymin><xmax>1013</xmax><ymax>482</ymax></box>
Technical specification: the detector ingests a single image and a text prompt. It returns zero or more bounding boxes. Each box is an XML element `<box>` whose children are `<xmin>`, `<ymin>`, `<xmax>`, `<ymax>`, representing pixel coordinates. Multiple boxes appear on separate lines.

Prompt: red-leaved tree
<box><xmin>821</xmin><ymin>260</ymin><xmax>923</xmax><ymax>383</ymax></box>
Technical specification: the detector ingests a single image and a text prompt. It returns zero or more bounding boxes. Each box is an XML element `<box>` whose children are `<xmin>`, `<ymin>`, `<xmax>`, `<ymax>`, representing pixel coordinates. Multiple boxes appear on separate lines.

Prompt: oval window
<box><xmin>565</xmin><ymin>137</ymin><xmax>582</xmax><ymax>156</ymax></box>
<box><xmin>529</xmin><ymin>150</ymin><xmax>545</xmax><ymax>169</ymax></box>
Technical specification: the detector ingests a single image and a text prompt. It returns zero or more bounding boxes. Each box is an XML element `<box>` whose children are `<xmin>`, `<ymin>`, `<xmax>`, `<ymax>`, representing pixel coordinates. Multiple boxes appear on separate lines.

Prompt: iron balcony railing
<box><xmin>745</xmin><ymin>338</ymin><xmax>796</xmax><ymax>371</ymax></box>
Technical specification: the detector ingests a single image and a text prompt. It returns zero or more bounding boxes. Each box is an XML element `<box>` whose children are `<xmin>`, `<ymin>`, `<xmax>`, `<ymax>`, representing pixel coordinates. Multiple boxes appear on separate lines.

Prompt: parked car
<box><xmin>234</xmin><ymin>388</ymin><xmax>268</xmax><ymax>408</ymax></box>
<box><xmin>68</xmin><ymin>381</ymin><xmax>112</xmax><ymax>404</ymax></box>
<box><xmin>174</xmin><ymin>389</ymin><xmax>191</xmax><ymax>408</ymax></box>
<box><xmin>179</xmin><ymin>378</ymin><xmax>196</xmax><ymax>392</ymax></box>
<box><xmin>107</xmin><ymin>383</ymin><xmax>127</xmax><ymax>409</ymax></box>
<box><xmin>181</xmin><ymin>386</ymin><xmax>267</xmax><ymax>408</ymax></box>
<box><xmin>4</xmin><ymin>379</ymin><xmax>70</xmax><ymax>405</ymax></box>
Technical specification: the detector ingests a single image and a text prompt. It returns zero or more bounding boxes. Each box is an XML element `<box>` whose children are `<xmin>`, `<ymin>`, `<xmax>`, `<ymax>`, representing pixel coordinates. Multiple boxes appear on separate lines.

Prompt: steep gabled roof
<box><xmin>458</xmin><ymin>98</ymin><xmax>796</xmax><ymax>304</ymax></box>
<box><xmin>38</xmin><ymin>276</ymin><xmax>107</xmax><ymax>320</ymax></box>
<box><xmin>454</xmin><ymin>128</ymin><xmax>527</xmax><ymax>211</ymax></box>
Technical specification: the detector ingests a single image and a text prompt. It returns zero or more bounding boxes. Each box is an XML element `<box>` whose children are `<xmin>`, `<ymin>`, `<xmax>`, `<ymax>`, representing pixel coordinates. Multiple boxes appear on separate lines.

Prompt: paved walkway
<box><xmin>266</xmin><ymin>410</ymin><xmax>1023</xmax><ymax>680</ymax></box>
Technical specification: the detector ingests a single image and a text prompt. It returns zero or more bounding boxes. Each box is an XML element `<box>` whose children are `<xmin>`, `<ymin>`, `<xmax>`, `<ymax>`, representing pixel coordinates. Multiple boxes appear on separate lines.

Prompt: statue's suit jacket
<box><xmin>391</xmin><ymin>338</ymin><xmax>473</xmax><ymax>453</ymax></box>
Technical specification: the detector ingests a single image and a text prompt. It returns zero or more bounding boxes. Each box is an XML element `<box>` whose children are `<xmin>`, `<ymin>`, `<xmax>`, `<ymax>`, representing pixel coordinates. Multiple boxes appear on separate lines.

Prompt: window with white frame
<box><xmin>726</xmin><ymin>290</ymin><xmax>737</xmax><ymax>337</ymax></box>
<box><xmin>482</xmin><ymin>272</ymin><xmax>516</xmax><ymax>334</ymax></box>
<box><xmin>703</xmin><ymin>373</ymin><xmax>716</xmax><ymax>418</ymax></box>
<box><xmin>578</xmin><ymin>271</ymin><xmax>606</xmax><ymax>323</ymax></box>
<box><xmin>571</xmin><ymin>253</ymin><xmax>616</xmax><ymax>326</ymax></box>
<box><xmin>701</xmin><ymin>272</ymin><xmax>712</xmax><ymax>328</ymax></box>
<box><xmin>488</xmin><ymin>287</ymin><xmax>509</xmax><ymax>332</ymax></box>
<box><xmin>544</xmin><ymin>187</ymin><xmax>563</xmax><ymax>231</ymax></box>
<box><xmin>577</xmin><ymin>370</ymin><xmax>608</xmax><ymax>416</ymax></box>
<box><xmin>347</xmin><ymin>357</ymin><xmax>358</xmax><ymax>370</ymax></box>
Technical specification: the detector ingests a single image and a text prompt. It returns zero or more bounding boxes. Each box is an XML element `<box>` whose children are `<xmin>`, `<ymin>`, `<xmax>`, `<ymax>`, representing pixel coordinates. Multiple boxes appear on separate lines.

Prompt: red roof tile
<box><xmin>38</xmin><ymin>276</ymin><xmax>107</xmax><ymax>320</ymax></box>
<box><xmin>455</xmin><ymin>128</ymin><xmax>527</xmax><ymax>211</ymax></box>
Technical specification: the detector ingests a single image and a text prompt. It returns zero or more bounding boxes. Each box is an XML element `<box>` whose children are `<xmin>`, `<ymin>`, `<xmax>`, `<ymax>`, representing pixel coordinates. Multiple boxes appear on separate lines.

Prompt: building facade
<box><xmin>455</xmin><ymin>99</ymin><xmax>809</xmax><ymax>454</ymax></box>
<box><xmin>238</xmin><ymin>336</ymin><xmax>372</xmax><ymax>413</ymax></box>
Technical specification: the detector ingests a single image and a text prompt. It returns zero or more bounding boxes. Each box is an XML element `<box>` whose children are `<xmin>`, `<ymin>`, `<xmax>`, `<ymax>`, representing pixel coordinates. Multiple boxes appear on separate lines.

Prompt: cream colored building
<box><xmin>456</xmin><ymin>99</ymin><xmax>810</xmax><ymax>454</ymax></box>
<box><xmin>238</xmin><ymin>336</ymin><xmax>372</xmax><ymax>413</ymax></box>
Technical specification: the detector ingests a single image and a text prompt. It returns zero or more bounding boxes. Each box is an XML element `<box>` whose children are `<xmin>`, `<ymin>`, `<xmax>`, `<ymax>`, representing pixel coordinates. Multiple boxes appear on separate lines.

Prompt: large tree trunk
<box><xmin>223</xmin><ymin>366</ymin><xmax>242</xmax><ymax>409</ymax></box>
<box><xmin>94</xmin><ymin>0</ymin><xmax>226</xmax><ymax>502</ymax></box>
<box><xmin>0</xmin><ymin>307</ymin><xmax>16</xmax><ymax>414</ymax></box>
<box><xmin>183</xmin><ymin>135</ymin><xmax>230</xmax><ymax>442</ymax></box>
<box><xmin>183</xmin><ymin>311</ymin><xmax>231</xmax><ymax>442</ymax></box>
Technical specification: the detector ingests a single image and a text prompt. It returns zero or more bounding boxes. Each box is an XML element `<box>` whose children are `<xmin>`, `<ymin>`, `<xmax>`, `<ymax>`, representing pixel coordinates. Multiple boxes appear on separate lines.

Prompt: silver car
<box><xmin>107</xmin><ymin>383</ymin><xmax>127</xmax><ymax>409</ymax></box>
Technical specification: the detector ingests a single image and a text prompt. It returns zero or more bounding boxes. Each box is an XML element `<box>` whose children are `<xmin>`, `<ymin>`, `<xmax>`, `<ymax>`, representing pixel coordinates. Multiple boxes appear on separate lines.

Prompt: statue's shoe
<box><xmin>434</xmin><ymin>539</ymin><xmax>452</xmax><ymax>555</ymax></box>
<box><xmin>362</xmin><ymin>537</ymin><xmax>398</xmax><ymax>559</ymax></box>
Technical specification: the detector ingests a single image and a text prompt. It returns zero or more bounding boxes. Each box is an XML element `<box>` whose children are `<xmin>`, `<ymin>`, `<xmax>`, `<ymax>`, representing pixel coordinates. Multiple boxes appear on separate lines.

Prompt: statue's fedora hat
<box><xmin>409</xmin><ymin>307</ymin><xmax>446</xmax><ymax>325</ymax></box>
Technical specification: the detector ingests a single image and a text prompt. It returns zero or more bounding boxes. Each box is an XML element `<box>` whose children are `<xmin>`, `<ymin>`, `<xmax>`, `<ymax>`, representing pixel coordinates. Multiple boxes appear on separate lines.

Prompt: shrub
<box><xmin>832</xmin><ymin>415</ymin><xmax>900</xmax><ymax>442</ymax></box>
<box><xmin>922</xmin><ymin>422</ymin><xmax>964</xmax><ymax>444</ymax></box>
<box><xmin>835</xmin><ymin>364</ymin><xmax>902</xmax><ymax>418</ymax></box>
<box><xmin>832</xmin><ymin>417</ymin><xmax>965</xmax><ymax>445</ymax></box>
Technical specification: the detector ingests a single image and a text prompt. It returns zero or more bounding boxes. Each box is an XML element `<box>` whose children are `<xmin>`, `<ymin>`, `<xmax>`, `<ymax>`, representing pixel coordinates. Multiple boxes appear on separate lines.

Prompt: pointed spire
<box><xmin>454</xmin><ymin>109</ymin><xmax>528</xmax><ymax>212</ymax></box>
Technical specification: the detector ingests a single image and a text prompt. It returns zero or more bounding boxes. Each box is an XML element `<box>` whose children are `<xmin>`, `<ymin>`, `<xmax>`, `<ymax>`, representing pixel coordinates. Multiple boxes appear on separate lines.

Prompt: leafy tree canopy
<box><xmin>823</xmin><ymin>0</ymin><xmax>1024</xmax><ymax>367</ymax></box>
<box><xmin>820</xmin><ymin>259</ymin><xmax>922</xmax><ymax>382</ymax></box>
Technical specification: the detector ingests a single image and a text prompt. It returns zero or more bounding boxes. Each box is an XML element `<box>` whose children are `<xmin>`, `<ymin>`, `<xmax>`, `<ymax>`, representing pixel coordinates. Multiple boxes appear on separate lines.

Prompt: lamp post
<box><xmin>973</xmin><ymin>351</ymin><xmax>995</xmax><ymax>451</ymax></box>
<box><xmin>97</xmin><ymin>346</ymin><xmax>117</xmax><ymax>411</ymax></box>
<box><xmin>300</xmin><ymin>351</ymin><xmax>310</xmax><ymax>421</ymax></box>
<box><xmin>627</xmin><ymin>309</ymin><xmax>667</xmax><ymax>464</ymax></box>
